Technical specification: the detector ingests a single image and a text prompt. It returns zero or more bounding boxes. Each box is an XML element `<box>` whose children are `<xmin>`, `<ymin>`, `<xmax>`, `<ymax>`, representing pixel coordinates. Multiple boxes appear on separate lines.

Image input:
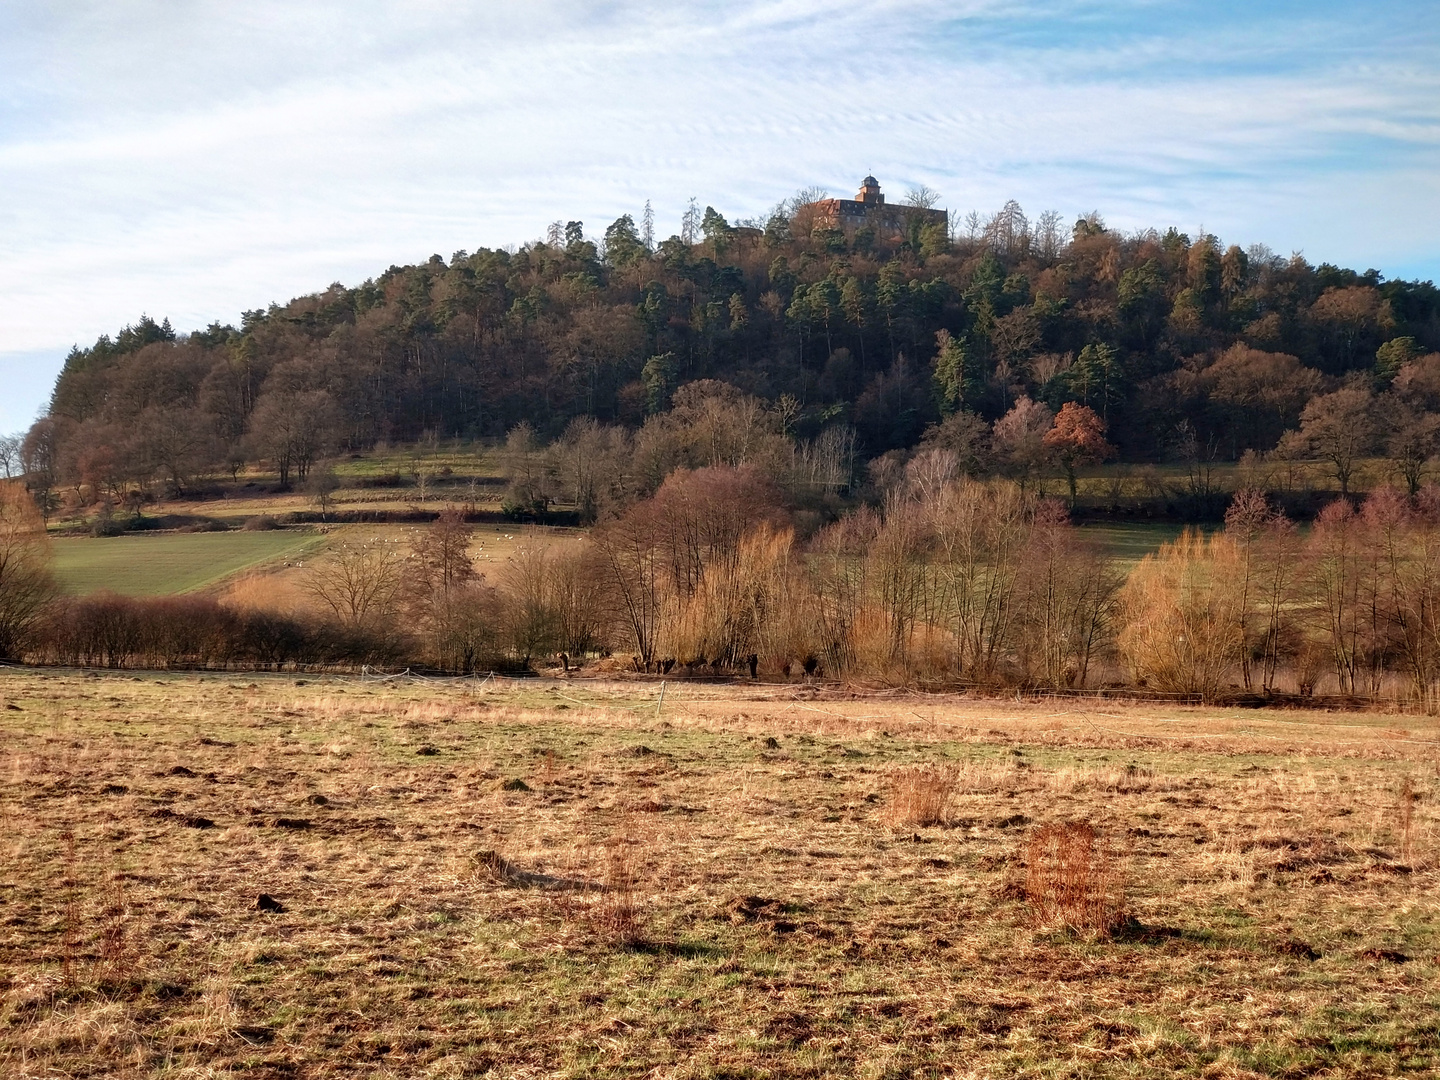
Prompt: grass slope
<box><xmin>51</xmin><ymin>531</ymin><xmax>325</xmax><ymax>596</ymax></box>
<box><xmin>1077</xmin><ymin>522</ymin><xmax>1191</xmax><ymax>567</ymax></box>
<box><xmin>1</xmin><ymin>672</ymin><xmax>1437</xmax><ymax>1077</ymax></box>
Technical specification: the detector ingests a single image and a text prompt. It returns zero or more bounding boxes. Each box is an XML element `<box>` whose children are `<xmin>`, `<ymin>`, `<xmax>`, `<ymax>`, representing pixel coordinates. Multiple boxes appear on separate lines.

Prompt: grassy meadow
<box><xmin>48</xmin><ymin>523</ymin><xmax>582</xmax><ymax>601</ymax></box>
<box><xmin>1074</xmin><ymin>522</ymin><xmax>1190</xmax><ymax>569</ymax></box>
<box><xmin>2</xmin><ymin>670</ymin><xmax>1438</xmax><ymax>1077</ymax></box>
<box><xmin>51</xmin><ymin>532</ymin><xmax>327</xmax><ymax>597</ymax></box>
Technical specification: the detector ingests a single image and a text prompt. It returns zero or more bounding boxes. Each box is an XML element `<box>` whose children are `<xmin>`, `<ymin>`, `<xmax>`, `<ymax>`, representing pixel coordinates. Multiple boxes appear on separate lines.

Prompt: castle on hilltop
<box><xmin>807</xmin><ymin>176</ymin><xmax>947</xmax><ymax>238</ymax></box>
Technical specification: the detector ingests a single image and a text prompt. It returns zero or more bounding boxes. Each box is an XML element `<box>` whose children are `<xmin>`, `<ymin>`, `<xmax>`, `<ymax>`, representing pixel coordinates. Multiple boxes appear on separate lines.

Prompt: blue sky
<box><xmin>1</xmin><ymin>0</ymin><xmax>1437</xmax><ymax>434</ymax></box>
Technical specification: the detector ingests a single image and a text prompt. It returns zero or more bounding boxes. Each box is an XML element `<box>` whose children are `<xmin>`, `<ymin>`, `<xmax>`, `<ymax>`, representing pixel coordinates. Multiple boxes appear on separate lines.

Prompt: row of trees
<box><xmin>1124</xmin><ymin>486</ymin><xmax>1440</xmax><ymax>701</ymax></box>
<box><xmin>21</xmin><ymin>190</ymin><xmax>1440</xmax><ymax>508</ymax></box>
<box><xmin>496</xmin><ymin>380</ymin><xmax>1111</xmax><ymax>524</ymax></box>
<box><xmin>13</xmin><ymin>467</ymin><xmax>1440</xmax><ymax>705</ymax></box>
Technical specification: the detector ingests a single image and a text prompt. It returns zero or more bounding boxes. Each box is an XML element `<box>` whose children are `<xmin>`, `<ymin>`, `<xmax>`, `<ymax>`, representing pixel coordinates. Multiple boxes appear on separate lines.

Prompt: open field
<box><xmin>50</xmin><ymin>524</ymin><xmax>580</xmax><ymax>599</ymax></box>
<box><xmin>1075</xmin><ymin>522</ymin><xmax>1190</xmax><ymax>568</ymax></box>
<box><xmin>2</xmin><ymin>672</ymin><xmax>1439</xmax><ymax>1077</ymax></box>
<box><xmin>51</xmin><ymin>533</ymin><xmax>327</xmax><ymax>597</ymax></box>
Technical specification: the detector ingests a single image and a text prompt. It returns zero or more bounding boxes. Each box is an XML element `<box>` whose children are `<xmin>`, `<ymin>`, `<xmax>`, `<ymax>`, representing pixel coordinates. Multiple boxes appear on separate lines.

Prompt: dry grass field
<box><xmin>2</xmin><ymin>671</ymin><xmax>1438</xmax><ymax>1078</ymax></box>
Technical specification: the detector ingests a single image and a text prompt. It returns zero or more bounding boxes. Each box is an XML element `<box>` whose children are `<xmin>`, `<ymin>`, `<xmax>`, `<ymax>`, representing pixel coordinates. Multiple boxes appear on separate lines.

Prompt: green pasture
<box><xmin>51</xmin><ymin>531</ymin><xmax>325</xmax><ymax>597</ymax></box>
<box><xmin>1077</xmin><ymin>521</ymin><xmax>1192</xmax><ymax>566</ymax></box>
<box><xmin>333</xmin><ymin>440</ymin><xmax>504</xmax><ymax>481</ymax></box>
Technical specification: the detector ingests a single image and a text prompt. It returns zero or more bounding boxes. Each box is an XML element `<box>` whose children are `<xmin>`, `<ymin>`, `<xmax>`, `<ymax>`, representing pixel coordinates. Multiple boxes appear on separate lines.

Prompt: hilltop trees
<box><xmin>18</xmin><ymin>191</ymin><xmax>1440</xmax><ymax>503</ymax></box>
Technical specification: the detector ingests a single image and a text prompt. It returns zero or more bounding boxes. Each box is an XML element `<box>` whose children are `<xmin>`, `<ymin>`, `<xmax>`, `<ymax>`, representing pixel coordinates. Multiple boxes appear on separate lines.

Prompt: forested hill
<box><xmin>25</xmin><ymin>198</ymin><xmax>1440</xmax><ymax>498</ymax></box>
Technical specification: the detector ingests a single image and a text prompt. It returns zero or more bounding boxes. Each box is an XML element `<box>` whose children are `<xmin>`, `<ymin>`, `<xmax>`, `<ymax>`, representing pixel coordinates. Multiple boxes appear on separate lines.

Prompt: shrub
<box><xmin>91</xmin><ymin>516</ymin><xmax>127</xmax><ymax>537</ymax></box>
<box><xmin>243</xmin><ymin>515</ymin><xmax>280</xmax><ymax>531</ymax></box>
<box><xmin>1024</xmin><ymin>822</ymin><xmax>1126</xmax><ymax>936</ymax></box>
<box><xmin>883</xmin><ymin>763</ymin><xmax>960</xmax><ymax>827</ymax></box>
<box><xmin>354</xmin><ymin>472</ymin><xmax>406</xmax><ymax>489</ymax></box>
<box><xmin>31</xmin><ymin>592</ymin><xmax>403</xmax><ymax>671</ymax></box>
<box><xmin>1116</xmin><ymin>529</ymin><xmax>1244</xmax><ymax>699</ymax></box>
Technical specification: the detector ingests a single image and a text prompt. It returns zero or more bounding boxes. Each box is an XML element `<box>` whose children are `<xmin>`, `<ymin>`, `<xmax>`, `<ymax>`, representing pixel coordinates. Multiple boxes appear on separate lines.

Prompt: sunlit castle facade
<box><xmin>808</xmin><ymin>176</ymin><xmax>947</xmax><ymax>238</ymax></box>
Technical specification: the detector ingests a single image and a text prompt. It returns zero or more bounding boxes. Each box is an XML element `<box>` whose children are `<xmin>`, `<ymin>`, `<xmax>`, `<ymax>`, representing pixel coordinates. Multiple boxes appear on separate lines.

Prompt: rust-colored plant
<box><xmin>595</xmin><ymin>836</ymin><xmax>645</xmax><ymax>945</ymax></box>
<box><xmin>884</xmin><ymin>763</ymin><xmax>959</xmax><ymax>827</ymax></box>
<box><xmin>95</xmin><ymin>869</ymin><xmax>133</xmax><ymax>985</ymax></box>
<box><xmin>1024</xmin><ymin>822</ymin><xmax>1126</xmax><ymax>936</ymax></box>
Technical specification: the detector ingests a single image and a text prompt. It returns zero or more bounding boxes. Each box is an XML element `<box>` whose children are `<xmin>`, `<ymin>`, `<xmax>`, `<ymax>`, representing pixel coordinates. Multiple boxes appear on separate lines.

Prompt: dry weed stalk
<box><xmin>884</xmin><ymin>763</ymin><xmax>960</xmax><ymax>827</ymax></box>
<box><xmin>1046</xmin><ymin>763</ymin><xmax>1174</xmax><ymax>794</ymax></box>
<box><xmin>1024</xmin><ymin>822</ymin><xmax>1126</xmax><ymax>936</ymax></box>
<box><xmin>60</xmin><ymin>830</ymin><xmax>79</xmax><ymax>990</ymax></box>
<box><xmin>95</xmin><ymin>870</ymin><xmax>133</xmax><ymax>985</ymax></box>
<box><xmin>1399</xmin><ymin>777</ymin><xmax>1417</xmax><ymax>865</ymax></box>
<box><xmin>595</xmin><ymin>836</ymin><xmax>645</xmax><ymax>945</ymax></box>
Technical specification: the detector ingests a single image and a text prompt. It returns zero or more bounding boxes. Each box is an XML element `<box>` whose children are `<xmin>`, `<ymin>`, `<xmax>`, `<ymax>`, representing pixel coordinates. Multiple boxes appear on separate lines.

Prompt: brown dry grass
<box><xmin>1024</xmin><ymin>822</ymin><xmax>1127</xmax><ymax>936</ymax></box>
<box><xmin>883</xmin><ymin>763</ymin><xmax>960</xmax><ymax>827</ymax></box>
<box><xmin>1</xmin><ymin>671</ymin><xmax>1439</xmax><ymax>1077</ymax></box>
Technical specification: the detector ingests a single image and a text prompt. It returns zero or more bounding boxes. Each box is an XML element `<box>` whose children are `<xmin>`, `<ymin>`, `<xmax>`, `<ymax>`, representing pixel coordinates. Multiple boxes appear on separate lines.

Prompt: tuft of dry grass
<box><xmin>883</xmin><ymin>762</ymin><xmax>960</xmax><ymax>826</ymax></box>
<box><xmin>1024</xmin><ymin>822</ymin><xmax>1127</xmax><ymax>936</ymax></box>
<box><xmin>1044</xmin><ymin>762</ymin><xmax>1179</xmax><ymax>794</ymax></box>
<box><xmin>594</xmin><ymin>835</ymin><xmax>645</xmax><ymax>945</ymax></box>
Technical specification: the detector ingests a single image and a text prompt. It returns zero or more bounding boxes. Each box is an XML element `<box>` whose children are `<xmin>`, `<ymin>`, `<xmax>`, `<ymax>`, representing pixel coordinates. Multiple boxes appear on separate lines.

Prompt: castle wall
<box><xmin>809</xmin><ymin>198</ymin><xmax>947</xmax><ymax>237</ymax></box>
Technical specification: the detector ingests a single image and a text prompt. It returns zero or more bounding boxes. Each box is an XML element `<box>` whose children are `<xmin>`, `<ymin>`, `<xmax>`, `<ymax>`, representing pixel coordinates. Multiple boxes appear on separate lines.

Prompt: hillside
<box><xmin>17</xmin><ymin>185</ymin><xmax>1440</xmax><ymax>513</ymax></box>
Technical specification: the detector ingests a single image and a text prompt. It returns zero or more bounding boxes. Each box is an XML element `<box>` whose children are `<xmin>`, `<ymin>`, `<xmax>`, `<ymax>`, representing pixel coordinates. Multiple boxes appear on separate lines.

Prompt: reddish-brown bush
<box><xmin>31</xmin><ymin>592</ymin><xmax>402</xmax><ymax>670</ymax></box>
<box><xmin>1024</xmin><ymin>822</ymin><xmax>1127</xmax><ymax>936</ymax></box>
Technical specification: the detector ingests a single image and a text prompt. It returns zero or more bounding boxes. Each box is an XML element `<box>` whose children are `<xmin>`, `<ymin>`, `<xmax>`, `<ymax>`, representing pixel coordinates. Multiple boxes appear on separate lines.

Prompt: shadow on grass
<box><xmin>618</xmin><ymin>939</ymin><xmax>726</xmax><ymax>959</ymax></box>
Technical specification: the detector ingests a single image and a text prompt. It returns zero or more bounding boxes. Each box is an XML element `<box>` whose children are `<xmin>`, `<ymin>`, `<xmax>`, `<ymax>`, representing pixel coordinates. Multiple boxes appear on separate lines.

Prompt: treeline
<box><xmin>12</xmin><ymin>467</ymin><xmax>1440</xmax><ymax>705</ymax></box>
<box><xmin>14</xmin><ymin>193</ymin><xmax>1440</xmax><ymax>511</ymax></box>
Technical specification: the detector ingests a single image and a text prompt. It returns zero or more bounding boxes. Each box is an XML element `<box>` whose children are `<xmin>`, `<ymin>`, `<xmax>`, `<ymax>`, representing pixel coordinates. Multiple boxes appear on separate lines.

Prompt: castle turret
<box><xmin>857</xmin><ymin>175</ymin><xmax>884</xmax><ymax>206</ymax></box>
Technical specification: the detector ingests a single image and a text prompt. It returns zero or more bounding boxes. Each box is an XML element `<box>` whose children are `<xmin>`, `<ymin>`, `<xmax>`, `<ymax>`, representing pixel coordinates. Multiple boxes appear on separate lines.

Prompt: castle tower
<box><xmin>857</xmin><ymin>175</ymin><xmax>883</xmax><ymax>206</ymax></box>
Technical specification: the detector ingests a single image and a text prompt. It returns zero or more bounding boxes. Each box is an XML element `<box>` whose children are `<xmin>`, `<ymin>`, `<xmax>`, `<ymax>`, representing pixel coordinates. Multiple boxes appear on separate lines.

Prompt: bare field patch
<box><xmin>2</xmin><ymin>672</ymin><xmax>1439</xmax><ymax>1077</ymax></box>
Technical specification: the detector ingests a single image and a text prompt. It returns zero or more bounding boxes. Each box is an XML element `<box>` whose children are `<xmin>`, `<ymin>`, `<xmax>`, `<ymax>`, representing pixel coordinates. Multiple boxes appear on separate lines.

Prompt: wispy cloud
<box><xmin>0</xmin><ymin>0</ymin><xmax>1436</xmax><ymax>431</ymax></box>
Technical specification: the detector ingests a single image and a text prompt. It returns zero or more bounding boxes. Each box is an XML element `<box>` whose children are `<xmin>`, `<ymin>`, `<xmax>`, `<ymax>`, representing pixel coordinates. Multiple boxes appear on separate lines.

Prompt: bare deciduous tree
<box><xmin>991</xmin><ymin>397</ymin><xmax>1052</xmax><ymax>491</ymax></box>
<box><xmin>248</xmin><ymin>389</ymin><xmax>339</xmax><ymax>488</ymax></box>
<box><xmin>1278</xmin><ymin>385</ymin><xmax>1376</xmax><ymax>496</ymax></box>
<box><xmin>305</xmin><ymin>538</ymin><xmax>404</xmax><ymax>630</ymax></box>
<box><xmin>0</xmin><ymin>434</ymin><xmax>21</xmax><ymax>480</ymax></box>
<box><xmin>0</xmin><ymin>482</ymin><xmax>56</xmax><ymax>659</ymax></box>
<box><xmin>406</xmin><ymin>507</ymin><xmax>476</xmax><ymax>620</ymax></box>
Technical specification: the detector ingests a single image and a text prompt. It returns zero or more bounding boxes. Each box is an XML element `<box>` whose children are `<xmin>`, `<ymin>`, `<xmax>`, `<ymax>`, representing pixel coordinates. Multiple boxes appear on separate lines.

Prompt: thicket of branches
<box><xmin>15</xmin><ymin>192</ymin><xmax>1440</xmax><ymax>510</ymax></box>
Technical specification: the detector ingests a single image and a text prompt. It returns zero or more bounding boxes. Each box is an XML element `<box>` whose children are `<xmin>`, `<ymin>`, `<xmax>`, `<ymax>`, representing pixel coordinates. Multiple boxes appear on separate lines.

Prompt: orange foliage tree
<box><xmin>1043</xmin><ymin>402</ymin><xmax>1114</xmax><ymax>505</ymax></box>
